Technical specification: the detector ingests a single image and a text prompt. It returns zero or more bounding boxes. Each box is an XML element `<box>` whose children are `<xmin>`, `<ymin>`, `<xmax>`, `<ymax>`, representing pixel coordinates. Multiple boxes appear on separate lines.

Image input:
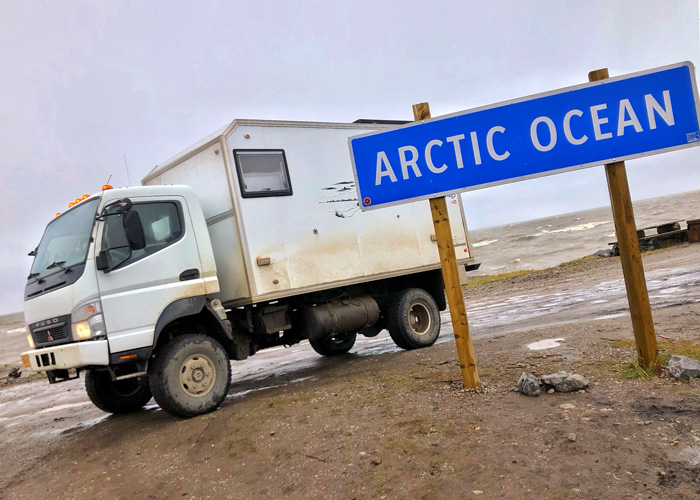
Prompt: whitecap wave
<box><xmin>523</xmin><ymin>221</ymin><xmax>609</xmax><ymax>238</ymax></box>
<box><xmin>473</xmin><ymin>239</ymin><xmax>499</xmax><ymax>248</ymax></box>
<box><xmin>549</xmin><ymin>221</ymin><xmax>610</xmax><ymax>234</ymax></box>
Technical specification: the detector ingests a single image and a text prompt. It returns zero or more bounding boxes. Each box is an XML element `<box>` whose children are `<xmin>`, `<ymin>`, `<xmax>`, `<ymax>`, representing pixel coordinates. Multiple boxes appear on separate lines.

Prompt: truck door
<box><xmin>96</xmin><ymin>196</ymin><xmax>206</xmax><ymax>354</ymax></box>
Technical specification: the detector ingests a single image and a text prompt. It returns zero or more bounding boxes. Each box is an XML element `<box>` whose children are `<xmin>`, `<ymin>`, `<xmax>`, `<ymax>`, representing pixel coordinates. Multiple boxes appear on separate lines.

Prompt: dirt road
<box><xmin>2</xmin><ymin>244</ymin><xmax>700</xmax><ymax>499</ymax></box>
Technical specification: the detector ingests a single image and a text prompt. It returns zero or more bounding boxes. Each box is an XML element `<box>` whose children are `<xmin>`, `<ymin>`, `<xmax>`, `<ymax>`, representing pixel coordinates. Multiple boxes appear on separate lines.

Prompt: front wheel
<box><xmin>309</xmin><ymin>332</ymin><xmax>357</xmax><ymax>356</ymax></box>
<box><xmin>149</xmin><ymin>334</ymin><xmax>231</xmax><ymax>418</ymax></box>
<box><xmin>85</xmin><ymin>369</ymin><xmax>152</xmax><ymax>414</ymax></box>
<box><xmin>386</xmin><ymin>288</ymin><xmax>441</xmax><ymax>350</ymax></box>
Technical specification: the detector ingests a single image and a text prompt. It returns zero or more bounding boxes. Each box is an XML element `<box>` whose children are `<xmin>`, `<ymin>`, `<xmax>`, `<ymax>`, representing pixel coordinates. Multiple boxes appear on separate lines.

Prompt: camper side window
<box><xmin>233</xmin><ymin>150</ymin><xmax>293</xmax><ymax>198</ymax></box>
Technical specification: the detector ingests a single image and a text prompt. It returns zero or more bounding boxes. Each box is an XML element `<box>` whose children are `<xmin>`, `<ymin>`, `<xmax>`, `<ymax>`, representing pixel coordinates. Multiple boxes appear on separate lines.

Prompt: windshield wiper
<box><xmin>46</xmin><ymin>261</ymin><xmax>73</xmax><ymax>274</ymax></box>
<box><xmin>27</xmin><ymin>272</ymin><xmax>40</xmax><ymax>280</ymax></box>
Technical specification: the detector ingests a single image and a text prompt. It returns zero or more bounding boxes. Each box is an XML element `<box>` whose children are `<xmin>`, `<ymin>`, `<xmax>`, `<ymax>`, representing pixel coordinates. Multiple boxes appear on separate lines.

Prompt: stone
<box><xmin>568</xmin><ymin>433</ymin><xmax>577</xmax><ymax>442</ymax></box>
<box><xmin>371</xmin><ymin>457</ymin><xmax>382</xmax><ymax>466</ymax></box>
<box><xmin>541</xmin><ymin>372</ymin><xmax>590</xmax><ymax>393</ymax></box>
<box><xmin>547</xmin><ymin>388</ymin><xmax>555</xmax><ymax>394</ymax></box>
<box><xmin>592</xmin><ymin>249</ymin><xmax>614</xmax><ymax>258</ymax></box>
<box><xmin>559</xmin><ymin>403</ymin><xmax>576</xmax><ymax>410</ymax></box>
<box><xmin>666</xmin><ymin>355</ymin><xmax>700</xmax><ymax>382</ymax></box>
<box><xmin>517</xmin><ymin>372</ymin><xmax>541</xmax><ymax>397</ymax></box>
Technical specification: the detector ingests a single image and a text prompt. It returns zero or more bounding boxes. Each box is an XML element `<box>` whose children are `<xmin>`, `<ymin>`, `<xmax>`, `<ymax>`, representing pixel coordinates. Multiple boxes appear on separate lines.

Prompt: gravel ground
<box><xmin>2</xmin><ymin>243</ymin><xmax>700</xmax><ymax>499</ymax></box>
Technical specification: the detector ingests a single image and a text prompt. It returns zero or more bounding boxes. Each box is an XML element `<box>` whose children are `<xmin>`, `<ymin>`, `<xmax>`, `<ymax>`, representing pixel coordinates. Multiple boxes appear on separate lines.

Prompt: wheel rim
<box><xmin>408</xmin><ymin>303</ymin><xmax>431</xmax><ymax>335</ymax></box>
<box><xmin>179</xmin><ymin>354</ymin><xmax>216</xmax><ymax>398</ymax></box>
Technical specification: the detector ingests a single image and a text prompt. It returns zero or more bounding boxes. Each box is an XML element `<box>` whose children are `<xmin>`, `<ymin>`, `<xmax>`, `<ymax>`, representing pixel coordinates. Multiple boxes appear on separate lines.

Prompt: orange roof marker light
<box><xmin>55</xmin><ymin>213</ymin><xmax>61</xmax><ymax>217</ymax></box>
<box><xmin>82</xmin><ymin>194</ymin><xmax>89</xmax><ymax>200</ymax></box>
<box><xmin>68</xmin><ymin>202</ymin><xmax>75</xmax><ymax>207</ymax></box>
<box><xmin>102</xmin><ymin>184</ymin><xmax>113</xmax><ymax>191</ymax></box>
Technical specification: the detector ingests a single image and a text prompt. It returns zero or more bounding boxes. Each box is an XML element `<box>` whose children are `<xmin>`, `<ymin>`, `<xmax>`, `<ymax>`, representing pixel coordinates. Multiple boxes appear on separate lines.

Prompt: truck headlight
<box><xmin>27</xmin><ymin>334</ymin><xmax>35</xmax><ymax>349</ymax></box>
<box><xmin>71</xmin><ymin>300</ymin><xmax>106</xmax><ymax>341</ymax></box>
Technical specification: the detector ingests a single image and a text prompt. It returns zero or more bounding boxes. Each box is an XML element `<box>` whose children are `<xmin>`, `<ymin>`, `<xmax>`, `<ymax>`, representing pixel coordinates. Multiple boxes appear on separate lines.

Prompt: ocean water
<box><xmin>467</xmin><ymin>189</ymin><xmax>700</xmax><ymax>275</ymax></box>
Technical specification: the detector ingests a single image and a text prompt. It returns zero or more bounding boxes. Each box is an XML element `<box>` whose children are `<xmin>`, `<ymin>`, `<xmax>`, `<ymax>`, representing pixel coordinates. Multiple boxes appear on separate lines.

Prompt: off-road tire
<box><xmin>386</xmin><ymin>288</ymin><xmax>440</xmax><ymax>350</ymax></box>
<box><xmin>85</xmin><ymin>369</ymin><xmax>152</xmax><ymax>414</ymax></box>
<box><xmin>149</xmin><ymin>334</ymin><xmax>231</xmax><ymax>418</ymax></box>
<box><xmin>309</xmin><ymin>332</ymin><xmax>357</xmax><ymax>356</ymax></box>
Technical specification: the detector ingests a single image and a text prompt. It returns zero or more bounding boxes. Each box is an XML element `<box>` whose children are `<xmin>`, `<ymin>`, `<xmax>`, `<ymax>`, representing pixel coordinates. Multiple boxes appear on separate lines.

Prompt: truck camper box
<box><xmin>142</xmin><ymin>119</ymin><xmax>476</xmax><ymax>306</ymax></box>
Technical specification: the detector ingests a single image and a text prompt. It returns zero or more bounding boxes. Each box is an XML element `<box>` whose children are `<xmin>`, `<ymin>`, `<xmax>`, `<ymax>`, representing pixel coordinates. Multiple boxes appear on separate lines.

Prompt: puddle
<box><xmin>227</xmin><ymin>376</ymin><xmax>316</xmax><ymax>400</ymax></box>
<box><xmin>36</xmin><ymin>402</ymin><xmax>91</xmax><ymax>415</ymax></box>
<box><xmin>593</xmin><ymin>313</ymin><xmax>626</xmax><ymax>321</ymax></box>
<box><xmin>527</xmin><ymin>338</ymin><xmax>565</xmax><ymax>350</ymax></box>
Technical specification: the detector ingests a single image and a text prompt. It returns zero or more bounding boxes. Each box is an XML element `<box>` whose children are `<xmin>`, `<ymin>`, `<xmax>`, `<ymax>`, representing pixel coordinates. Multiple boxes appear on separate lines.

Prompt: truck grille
<box><xmin>30</xmin><ymin>315</ymin><xmax>72</xmax><ymax>347</ymax></box>
<box><xmin>34</xmin><ymin>324</ymin><xmax>69</xmax><ymax>344</ymax></box>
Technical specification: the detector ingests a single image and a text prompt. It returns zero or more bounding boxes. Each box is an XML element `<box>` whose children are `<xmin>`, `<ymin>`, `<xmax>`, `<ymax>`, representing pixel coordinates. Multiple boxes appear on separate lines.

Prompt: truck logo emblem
<box><xmin>47</xmin><ymin>331</ymin><xmax>53</xmax><ymax>342</ymax></box>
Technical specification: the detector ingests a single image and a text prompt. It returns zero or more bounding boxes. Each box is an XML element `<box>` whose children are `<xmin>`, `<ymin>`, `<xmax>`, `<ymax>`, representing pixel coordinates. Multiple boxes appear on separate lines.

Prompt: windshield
<box><xmin>29</xmin><ymin>199</ymin><xmax>99</xmax><ymax>280</ymax></box>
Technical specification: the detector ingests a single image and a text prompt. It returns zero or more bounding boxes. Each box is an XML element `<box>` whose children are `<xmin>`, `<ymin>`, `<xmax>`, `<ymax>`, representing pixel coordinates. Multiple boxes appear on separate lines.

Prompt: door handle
<box><xmin>179</xmin><ymin>269</ymin><xmax>200</xmax><ymax>281</ymax></box>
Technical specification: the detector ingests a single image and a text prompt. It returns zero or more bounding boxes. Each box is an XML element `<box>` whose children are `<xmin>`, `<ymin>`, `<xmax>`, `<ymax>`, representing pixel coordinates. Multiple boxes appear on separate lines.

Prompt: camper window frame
<box><xmin>232</xmin><ymin>149</ymin><xmax>293</xmax><ymax>198</ymax></box>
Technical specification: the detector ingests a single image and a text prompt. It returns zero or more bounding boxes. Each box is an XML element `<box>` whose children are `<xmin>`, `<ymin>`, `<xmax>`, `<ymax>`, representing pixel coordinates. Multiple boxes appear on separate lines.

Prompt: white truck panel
<box><xmin>95</xmin><ymin>193</ymin><xmax>208</xmax><ymax>354</ymax></box>
<box><xmin>207</xmin><ymin>216</ymin><xmax>251</xmax><ymax>301</ymax></box>
<box><xmin>148</xmin><ymin>143</ymin><xmax>231</xmax><ymax>220</ymax></box>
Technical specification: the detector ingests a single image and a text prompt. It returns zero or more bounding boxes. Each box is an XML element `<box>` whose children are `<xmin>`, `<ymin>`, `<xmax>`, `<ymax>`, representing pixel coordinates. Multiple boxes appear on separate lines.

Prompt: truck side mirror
<box><xmin>123</xmin><ymin>211</ymin><xmax>146</xmax><ymax>250</ymax></box>
<box><xmin>96</xmin><ymin>251</ymin><xmax>108</xmax><ymax>271</ymax></box>
<box><xmin>96</xmin><ymin>246</ymin><xmax>132</xmax><ymax>273</ymax></box>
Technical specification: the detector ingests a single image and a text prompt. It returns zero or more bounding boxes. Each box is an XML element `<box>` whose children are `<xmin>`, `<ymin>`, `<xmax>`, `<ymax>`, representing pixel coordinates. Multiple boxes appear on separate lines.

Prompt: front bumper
<box><xmin>20</xmin><ymin>340</ymin><xmax>109</xmax><ymax>372</ymax></box>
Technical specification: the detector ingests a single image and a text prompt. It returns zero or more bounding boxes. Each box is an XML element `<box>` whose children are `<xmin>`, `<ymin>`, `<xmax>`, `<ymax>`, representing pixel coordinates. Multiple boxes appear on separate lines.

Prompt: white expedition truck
<box><xmin>22</xmin><ymin>118</ymin><xmax>478</xmax><ymax>418</ymax></box>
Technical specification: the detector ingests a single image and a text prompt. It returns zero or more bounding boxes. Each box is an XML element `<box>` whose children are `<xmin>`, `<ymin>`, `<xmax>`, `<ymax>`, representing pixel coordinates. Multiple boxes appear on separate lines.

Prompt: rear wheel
<box><xmin>85</xmin><ymin>369</ymin><xmax>152</xmax><ymax>414</ymax></box>
<box><xmin>309</xmin><ymin>332</ymin><xmax>357</xmax><ymax>356</ymax></box>
<box><xmin>386</xmin><ymin>288</ymin><xmax>441</xmax><ymax>350</ymax></box>
<box><xmin>149</xmin><ymin>334</ymin><xmax>231</xmax><ymax>418</ymax></box>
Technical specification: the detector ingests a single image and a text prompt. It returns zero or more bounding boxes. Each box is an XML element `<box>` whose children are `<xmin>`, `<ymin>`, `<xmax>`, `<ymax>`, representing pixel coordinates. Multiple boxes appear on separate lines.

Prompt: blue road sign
<box><xmin>349</xmin><ymin>62</ymin><xmax>700</xmax><ymax>211</ymax></box>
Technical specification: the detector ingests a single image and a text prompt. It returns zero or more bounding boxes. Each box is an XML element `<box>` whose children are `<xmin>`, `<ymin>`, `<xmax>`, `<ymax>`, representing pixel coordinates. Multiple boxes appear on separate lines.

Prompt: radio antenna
<box><xmin>123</xmin><ymin>154</ymin><xmax>132</xmax><ymax>186</ymax></box>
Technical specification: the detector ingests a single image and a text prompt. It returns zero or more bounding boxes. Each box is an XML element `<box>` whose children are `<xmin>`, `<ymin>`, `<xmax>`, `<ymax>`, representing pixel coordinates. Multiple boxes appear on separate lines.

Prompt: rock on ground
<box><xmin>592</xmin><ymin>249</ymin><xmax>614</xmax><ymax>258</ymax></box>
<box><xmin>541</xmin><ymin>372</ymin><xmax>589</xmax><ymax>393</ymax></box>
<box><xmin>517</xmin><ymin>372</ymin><xmax>540</xmax><ymax>397</ymax></box>
<box><xmin>666</xmin><ymin>355</ymin><xmax>700</xmax><ymax>382</ymax></box>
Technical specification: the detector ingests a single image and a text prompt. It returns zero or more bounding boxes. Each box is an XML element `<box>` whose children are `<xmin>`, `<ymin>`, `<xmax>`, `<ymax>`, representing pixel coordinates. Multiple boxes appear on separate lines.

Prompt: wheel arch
<box><xmin>150</xmin><ymin>296</ymin><xmax>233</xmax><ymax>357</ymax></box>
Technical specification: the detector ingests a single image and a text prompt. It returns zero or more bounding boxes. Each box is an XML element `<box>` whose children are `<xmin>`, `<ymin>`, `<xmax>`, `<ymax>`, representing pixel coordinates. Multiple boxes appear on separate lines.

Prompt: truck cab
<box><xmin>23</xmin><ymin>186</ymin><xmax>229</xmax><ymax>416</ymax></box>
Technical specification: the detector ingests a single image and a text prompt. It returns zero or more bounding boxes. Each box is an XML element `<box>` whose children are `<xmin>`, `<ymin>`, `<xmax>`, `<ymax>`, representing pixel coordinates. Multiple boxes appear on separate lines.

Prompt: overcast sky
<box><xmin>1</xmin><ymin>0</ymin><xmax>698</xmax><ymax>315</ymax></box>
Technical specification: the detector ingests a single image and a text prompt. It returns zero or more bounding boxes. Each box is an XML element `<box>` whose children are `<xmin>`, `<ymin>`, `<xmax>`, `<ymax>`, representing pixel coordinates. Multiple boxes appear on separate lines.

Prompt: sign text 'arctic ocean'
<box><xmin>349</xmin><ymin>62</ymin><xmax>700</xmax><ymax>210</ymax></box>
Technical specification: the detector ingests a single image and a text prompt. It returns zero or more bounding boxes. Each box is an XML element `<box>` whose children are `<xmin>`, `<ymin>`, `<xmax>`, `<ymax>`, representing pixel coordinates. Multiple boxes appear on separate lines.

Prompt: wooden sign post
<box><xmin>588</xmin><ymin>68</ymin><xmax>661</xmax><ymax>373</ymax></box>
<box><xmin>413</xmin><ymin>102</ymin><xmax>480</xmax><ymax>388</ymax></box>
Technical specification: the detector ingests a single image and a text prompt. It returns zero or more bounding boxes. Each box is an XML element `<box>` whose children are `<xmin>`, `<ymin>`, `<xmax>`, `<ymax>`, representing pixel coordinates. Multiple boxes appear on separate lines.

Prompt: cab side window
<box><xmin>102</xmin><ymin>202</ymin><xmax>183</xmax><ymax>268</ymax></box>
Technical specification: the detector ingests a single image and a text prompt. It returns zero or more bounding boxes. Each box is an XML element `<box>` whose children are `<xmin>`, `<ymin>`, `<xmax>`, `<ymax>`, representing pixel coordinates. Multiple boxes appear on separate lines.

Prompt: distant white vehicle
<box><xmin>22</xmin><ymin>119</ymin><xmax>477</xmax><ymax>418</ymax></box>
